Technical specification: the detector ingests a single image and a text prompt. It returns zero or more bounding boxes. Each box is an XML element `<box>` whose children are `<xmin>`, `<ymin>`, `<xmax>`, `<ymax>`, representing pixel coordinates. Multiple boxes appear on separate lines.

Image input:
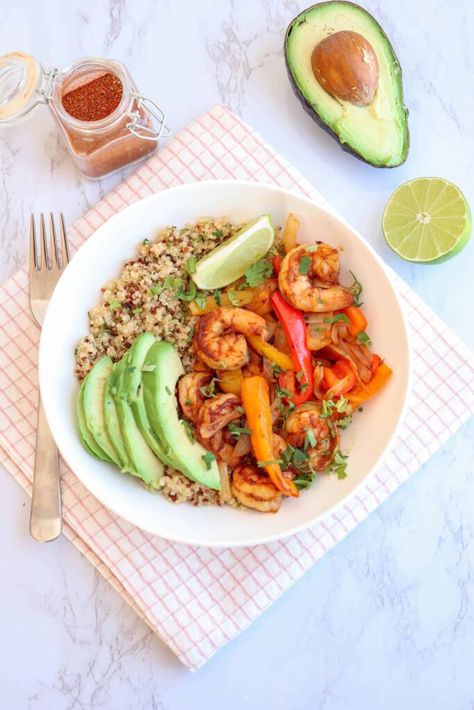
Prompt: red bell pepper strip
<box><xmin>322</xmin><ymin>359</ymin><xmax>357</xmax><ymax>399</ymax></box>
<box><xmin>271</xmin><ymin>291</ymin><xmax>313</xmax><ymax>405</ymax></box>
<box><xmin>272</xmin><ymin>255</ymin><xmax>282</xmax><ymax>275</ymax></box>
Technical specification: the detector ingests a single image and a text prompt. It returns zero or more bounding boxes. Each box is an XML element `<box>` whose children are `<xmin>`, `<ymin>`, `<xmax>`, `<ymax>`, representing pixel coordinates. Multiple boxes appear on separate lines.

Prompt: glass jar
<box><xmin>0</xmin><ymin>52</ymin><xmax>169</xmax><ymax>179</ymax></box>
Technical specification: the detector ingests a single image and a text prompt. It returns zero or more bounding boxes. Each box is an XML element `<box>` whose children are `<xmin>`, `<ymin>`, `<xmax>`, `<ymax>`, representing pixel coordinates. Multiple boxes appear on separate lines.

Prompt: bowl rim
<box><xmin>39</xmin><ymin>179</ymin><xmax>412</xmax><ymax>547</ymax></box>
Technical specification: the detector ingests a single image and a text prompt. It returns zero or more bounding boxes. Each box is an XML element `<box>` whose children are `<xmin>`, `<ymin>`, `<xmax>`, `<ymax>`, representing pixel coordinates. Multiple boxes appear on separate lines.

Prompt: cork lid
<box><xmin>0</xmin><ymin>51</ymin><xmax>48</xmax><ymax>124</ymax></box>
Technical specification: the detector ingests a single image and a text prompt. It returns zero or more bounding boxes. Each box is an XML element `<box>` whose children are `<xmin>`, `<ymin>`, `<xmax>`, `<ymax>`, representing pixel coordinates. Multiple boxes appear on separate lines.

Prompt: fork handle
<box><xmin>30</xmin><ymin>396</ymin><xmax>62</xmax><ymax>542</ymax></box>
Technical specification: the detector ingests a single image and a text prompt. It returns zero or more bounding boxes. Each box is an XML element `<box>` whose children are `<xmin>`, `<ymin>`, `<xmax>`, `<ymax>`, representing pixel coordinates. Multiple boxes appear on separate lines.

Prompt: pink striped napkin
<box><xmin>1</xmin><ymin>105</ymin><xmax>473</xmax><ymax>670</ymax></box>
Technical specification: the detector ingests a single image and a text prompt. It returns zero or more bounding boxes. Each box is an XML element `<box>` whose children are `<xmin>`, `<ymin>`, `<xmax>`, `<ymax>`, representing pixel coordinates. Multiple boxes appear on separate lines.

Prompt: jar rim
<box><xmin>51</xmin><ymin>57</ymin><xmax>131</xmax><ymax>132</ymax></box>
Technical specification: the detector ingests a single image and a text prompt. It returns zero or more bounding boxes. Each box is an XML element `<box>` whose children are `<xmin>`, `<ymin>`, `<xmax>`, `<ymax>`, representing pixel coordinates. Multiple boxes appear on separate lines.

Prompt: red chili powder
<box><xmin>62</xmin><ymin>72</ymin><xmax>123</xmax><ymax>121</ymax></box>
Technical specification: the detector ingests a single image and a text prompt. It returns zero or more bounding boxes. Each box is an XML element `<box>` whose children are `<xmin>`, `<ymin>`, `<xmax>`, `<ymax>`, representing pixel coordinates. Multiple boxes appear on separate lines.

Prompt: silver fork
<box><xmin>29</xmin><ymin>213</ymin><xmax>69</xmax><ymax>542</ymax></box>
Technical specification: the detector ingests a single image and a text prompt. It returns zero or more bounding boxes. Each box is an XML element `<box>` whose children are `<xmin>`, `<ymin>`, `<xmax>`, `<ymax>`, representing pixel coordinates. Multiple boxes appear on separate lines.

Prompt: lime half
<box><xmin>193</xmin><ymin>215</ymin><xmax>275</xmax><ymax>289</ymax></box>
<box><xmin>382</xmin><ymin>177</ymin><xmax>471</xmax><ymax>263</ymax></box>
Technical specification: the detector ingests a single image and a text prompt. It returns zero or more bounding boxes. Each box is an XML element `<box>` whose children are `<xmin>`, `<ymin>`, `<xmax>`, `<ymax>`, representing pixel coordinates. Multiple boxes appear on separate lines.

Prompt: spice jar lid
<box><xmin>0</xmin><ymin>51</ymin><xmax>51</xmax><ymax>124</ymax></box>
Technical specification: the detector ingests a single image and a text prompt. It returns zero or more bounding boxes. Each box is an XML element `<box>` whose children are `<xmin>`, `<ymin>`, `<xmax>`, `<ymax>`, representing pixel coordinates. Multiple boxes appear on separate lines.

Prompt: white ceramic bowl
<box><xmin>40</xmin><ymin>180</ymin><xmax>410</xmax><ymax>547</ymax></box>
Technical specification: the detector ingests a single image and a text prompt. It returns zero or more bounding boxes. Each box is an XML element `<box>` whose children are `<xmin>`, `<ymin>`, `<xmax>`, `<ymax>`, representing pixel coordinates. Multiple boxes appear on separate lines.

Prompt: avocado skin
<box><xmin>284</xmin><ymin>1</ymin><xmax>410</xmax><ymax>168</ymax></box>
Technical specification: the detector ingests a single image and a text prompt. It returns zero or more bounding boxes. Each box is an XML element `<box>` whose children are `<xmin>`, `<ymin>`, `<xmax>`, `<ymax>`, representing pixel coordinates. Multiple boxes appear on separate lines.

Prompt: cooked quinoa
<box><xmin>75</xmin><ymin>217</ymin><xmax>241</xmax><ymax>506</ymax></box>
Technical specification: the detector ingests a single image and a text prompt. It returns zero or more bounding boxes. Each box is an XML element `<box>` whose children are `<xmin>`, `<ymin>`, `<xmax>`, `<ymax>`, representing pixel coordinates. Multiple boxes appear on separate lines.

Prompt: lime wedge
<box><xmin>382</xmin><ymin>178</ymin><xmax>471</xmax><ymax>263</ymax></box>
<box><xmin>193</xmin><ymin>215</ymin><xmax>275</xmax><ymax>289</ymax></box>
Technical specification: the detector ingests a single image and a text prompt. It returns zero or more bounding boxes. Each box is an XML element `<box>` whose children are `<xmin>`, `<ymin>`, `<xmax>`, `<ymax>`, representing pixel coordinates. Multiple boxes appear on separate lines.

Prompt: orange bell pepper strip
<box><xmin>347</xmin><ymin>363</ymin><xmax>392</xmax><ymax>406</ymax></box>
<box><xmin>247</xmin><ymin>335</ymin><xmax>294</xmax><ymax>371</ymax></box>
<box><xmin>241</xmin><ymin>376</ymin><xmax>298</xmax><ymax>497</ymax></box>
<box><xmin>370</xmin><ymin>354</ymin><xmax>382</xmax><ymax>374</ymax></box>
<box><xmin>342</xmin><ymin>306</ymin><xmax>368</xmax><ymax>337</ymax></box>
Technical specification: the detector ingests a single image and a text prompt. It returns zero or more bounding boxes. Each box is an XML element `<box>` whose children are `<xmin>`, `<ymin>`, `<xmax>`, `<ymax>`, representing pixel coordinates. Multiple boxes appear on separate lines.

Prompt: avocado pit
<box><xmin>311</xmin><ymin>30</ymin><xmax>379</xmax><ymax>106</ymax></box>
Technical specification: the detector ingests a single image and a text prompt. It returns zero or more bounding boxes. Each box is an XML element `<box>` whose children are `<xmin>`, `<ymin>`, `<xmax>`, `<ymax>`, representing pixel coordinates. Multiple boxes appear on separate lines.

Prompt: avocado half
<box><xmin>285</xmin><ymin>2</ymin><xmax>409</xmax><ymax>167</ymax></box>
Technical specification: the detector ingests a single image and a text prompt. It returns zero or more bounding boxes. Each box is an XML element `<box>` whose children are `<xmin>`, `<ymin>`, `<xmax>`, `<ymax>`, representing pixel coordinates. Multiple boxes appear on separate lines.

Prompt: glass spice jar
<box><xmin>0</xmin><ymin>52</ymin><xmax>169</xmax><ymax>179</ymax></box>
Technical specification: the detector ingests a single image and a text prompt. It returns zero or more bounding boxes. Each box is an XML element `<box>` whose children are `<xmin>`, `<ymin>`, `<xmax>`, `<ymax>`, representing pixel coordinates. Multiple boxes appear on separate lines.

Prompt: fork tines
<box><xmin>30</xmin><ymin>213</ymin><xmax>69</xmax><ymax>272</ymax></box>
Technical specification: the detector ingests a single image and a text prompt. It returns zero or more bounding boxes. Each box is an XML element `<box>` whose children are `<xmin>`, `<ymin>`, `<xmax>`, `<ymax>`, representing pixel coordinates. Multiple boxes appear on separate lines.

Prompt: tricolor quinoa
<box><xmin>75</xmin><ymin>217</ymin><xmax>241</xmax><ymax>505</ymax></box>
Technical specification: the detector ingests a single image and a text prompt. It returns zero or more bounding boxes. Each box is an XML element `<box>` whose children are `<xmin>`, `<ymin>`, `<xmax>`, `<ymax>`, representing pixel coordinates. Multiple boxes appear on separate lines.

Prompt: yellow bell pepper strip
<box><xmin>189</xmin><ymin>288</ymin><xmax>255</xmax><ymax>316</ymax></box>
<box><xmin>342</xmin><ymin>305</ymin><xmax>368</xmax><ymax>337</ymax></box>
<box><xmin>218</xmin><ymin>368</ymin><xmax>243</xmax><ymax>395</ymax></box>
<box><xmin>271</xmin><ymin>291</ymin><xmax>314</xmax><ymax>405</ymax></box>
<box><xmin>282</xmin><ymin>213</ymin><xmax>300</xmax><ymax>254</ymax></box>
<box><xmin>347</xmin><ymin>363</ymin><xmax>392</xmax><ymax>406</ymax></box>
<box><xmin>247</xmin><ymin>335</ymin><xmax>294</xmax><ymax>371</ymax></box>
<box><xmin>241</xmin><ymin>376</ymin><xmax>298</xmax><ymax>497</ymax></box>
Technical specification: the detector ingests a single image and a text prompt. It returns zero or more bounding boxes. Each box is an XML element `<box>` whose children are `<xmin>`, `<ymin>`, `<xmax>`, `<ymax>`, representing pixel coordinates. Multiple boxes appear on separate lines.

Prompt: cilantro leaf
<box><xmin>185</xmin><ymin>256</ymin><xmax>197</xmax><ymax>274</ymax></box>
<box><xmin>349</xmin><ymin>271</ymin><xmax>363</xmax><ymax>307</ymax></box>
<box><xmin>228</xmin><ymin>423</ymin><xmax>253</xmax><ymax>439</ymax></box>
<box><xmin>176</xmin><ymin>280</ymin><xmax>197</xmax><ymax>302</ymax></box>
<box><xmin>202</xmin><ymin>451</ymin><xmax>216</xmax><ymax>470</ymax></box>
<box><xmin>244</xmin><ymin>258</ymin><xmax>273</xmax><ymax>287</ymax></box>
<box><xmin>298</xmin><ymin>255</ymin><xmax>311</xmax><ymax>275</ymax></box>
<box><xmin>227</xmin><ymin>289</ymin><xmax>240</xmax><ymax>306</ymax></box>
<box><xmin>182</xmin><ymin>420</ymin><xmax>195</xmax><ymax>443</ymax></box>
<box><xmin>357</xmin><ymin>331</ymin><xmax>372</xmax><ymax>347</ymax></box>
<box><xmin>324</xmin><ymin>313</ymin><xmax>350</xmax><ymax>325</ymax></box>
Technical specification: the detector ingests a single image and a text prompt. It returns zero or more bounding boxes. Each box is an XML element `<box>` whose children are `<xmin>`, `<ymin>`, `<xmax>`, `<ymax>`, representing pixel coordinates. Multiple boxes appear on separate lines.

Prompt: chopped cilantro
<box><xmin>176</xmin><ymin>280</ymin><xmax>197</xmax><ymax>302</ymax></box>
<box><xmin>182</xmin><ymin>420</ymin><xmax>195</xmax><ymax>443</ymax></box>
<box><xmin>202</xmin><ymin>451</ymin><xmax>216</xmax><ymax>469</ymax></box>
<box><xmin>149</xmin><ymin>285</ymin><xmax>163</xmax><ymax>296</ymax></box>
<box><xmin>244</xmin><ymin>257</ymin><xmax>273</xmax><ymax>287</ymax></box>
<box><xmin>304</xmin><ymin>429</ymin><xmax>317</xmax><ymax>450</ymax></box>
<box><xmin>324</xmin><ymin>313</ymin><xmax>350</xmax><ymax>325</ymax></box>
<box><xmin>194</xmin><ymin>293</ymin><xmax>207</xmax><ymax>310</ymax></box>
<box><xmin>328</xmin><ymin>449</ymin><xmax>348</xmax><ymax>479</ymax></box>
<box><xmin>165</xmin><ymin>385</ymin><xmax>171</xmax><ymax>395</ymax></box>
<box><xmin>186</xmin><ymin>325</ymin><xmax>195</xmax><ymax>343</ymax></box>
<box><xmin>298</xmin><ymin>255</ymin><xmax>311</xmax><ymax>275</ymax></box>
<box><xmin>337</xmin><ymin>414</ymin><xmax>352</xmax><ymax>430</ymax></box>
<box><xmin>109</xmin><ymin>300</ymin><xmax>121</xmax><ymax>310</ymax></box>
<box><xmin>236</xmin><ymin>405</ymin><xmax>245</xmax><ymax>414</ymax></box>
<box><xmin>213</xmin><ymin>289</ymin><xmax>222</xmax><ymax>306</ymax></box>
<box><xmin>271</xmin><ymin>362</ymin><xmax>285</xmax><ymax>377</ymax></box>
<box><xmin>357</xmin><ymin>331</ymin><xmax>372</xmax><ymax>347</ymax></box>
<box><xmin>142</xmin><ymin>238</ymin><xmax>149</xmax><ymax>246</ymax></box>
<box><xmin>199</xmin><ymin>378</ymin><xmax>217</xmax><ymax>398</ymax></box>
<box><xmin>349</xmin><ymin>271</ymin><xmax>363</xmax><ymax>307</ymax></box>
<box><xmin>228</xmin><ymin>423</ymin><xmax>253</xmax><ymax>439</ymax></box>
<box><xmin>227</xmin><ymin>289</ymin><xmax>240</xmax><ymax>306</ymax></box>
<box><xmin>212</xmin><ymin>229</ymin><xmax>224</xmax><ymax>238</ymax></box>
<box><xmin>163</xmin><ymin>276</ymin><xmax>184</xmax><ymax>291</ymax></box>
<box><xmin>185</xmin><ymin>256</ymin><xmax>197</xmax><ymax>274</ymax></box>
<box><xmin>133</xmin><ymin>307</ymin><xmax>143</xmax><ymax>314</ymax></box>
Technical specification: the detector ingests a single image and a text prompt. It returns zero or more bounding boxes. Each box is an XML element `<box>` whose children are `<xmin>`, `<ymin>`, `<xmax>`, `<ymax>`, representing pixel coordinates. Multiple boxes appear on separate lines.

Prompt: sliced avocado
<box><xmin>76</xmin><ymin>380</ymin><xmax>111</xmax><ymax>462</ymax></box>
<box><xmin>285</xmin><ymin>2</ymin><xmax>409</xmax><ymax>167</ymax></box>
<box><xmin>142</xmin><ymin>341</ymin><xmax>221</xmax><ymax>491</ymax></box>
<box><xmin>120</xmin><ymin>332</ymin><xmax>177</xmax><ymax>467</ymax></box>
<box><xmin>83</xmin><ymin>356</ymin><xmax>122</xmax><ymax>466</ymax></box>
<box><xmin>114</xmin><ymin>357</ymin><xmax>164</xmax><ymax>488</ymax></box>
<box><xmin>104</xmin><ymin>364</ymin><xmax>129</xmax><ymax>468</ymax></box>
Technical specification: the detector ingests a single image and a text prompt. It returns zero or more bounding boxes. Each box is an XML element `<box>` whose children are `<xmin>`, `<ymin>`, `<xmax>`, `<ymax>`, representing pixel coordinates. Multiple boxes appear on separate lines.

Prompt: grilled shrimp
<box><xmin>285</xmin><ymin>402</ymin><xmax>339</xmax><ymax>471</ymax></box>
<box><xmin>199</xmin><ymin>428</ymin><xmax>242</xmax><ymax>468</ymax></box>
<box><xmin>194</xmin><ymin>307</ymin><xmax>268</xmax><ymax>369</ymax></box>
<box><xmin>279</xmin><ymin>244</ymin><xmax>354</xmax><ymax>313</ymax></box>
<box><xmin>197</xmin><ymin>393</ymin><xmax>241</xmax><ymax>439</ymax></box>
<box><xmin>178</xmin><ymin>372</ymin><xmax>212</xmax><ymax>423</ymax></box>
<box><xmin>231</xmin><ymin>463</ymin><xmax>282</xmax><ymax>513</ymax></box>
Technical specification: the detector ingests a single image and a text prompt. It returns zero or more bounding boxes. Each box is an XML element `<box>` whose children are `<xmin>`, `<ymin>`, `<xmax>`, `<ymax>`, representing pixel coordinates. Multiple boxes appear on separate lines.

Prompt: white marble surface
<box><xmin>1</xmin><ymin>0</ymin><xmax>473</xmax><ymax>707</ymax></box>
